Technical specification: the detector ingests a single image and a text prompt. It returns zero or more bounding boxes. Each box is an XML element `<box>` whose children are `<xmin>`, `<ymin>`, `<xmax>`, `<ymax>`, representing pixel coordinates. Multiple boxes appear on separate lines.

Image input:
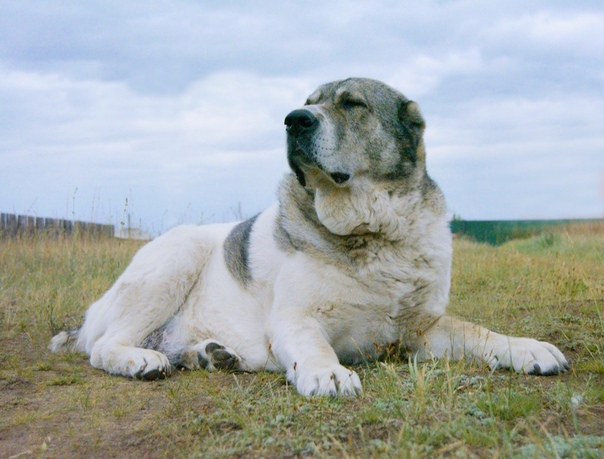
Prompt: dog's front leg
<box><xmin>269</xmin><ymin>311</ymin><xmax>362</xmax><ymax>396</ymax></box>
<box><xmin>404</xmin><ymin>312</ymin><xmax>568</xmax><ymax>375</ymax></box>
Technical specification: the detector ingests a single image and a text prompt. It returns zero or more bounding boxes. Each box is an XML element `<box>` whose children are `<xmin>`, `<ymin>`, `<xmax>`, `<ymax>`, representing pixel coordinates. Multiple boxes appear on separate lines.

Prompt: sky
<box><xmin>1</xmin><ymin>1</ymin><xmax>603</xmax><ymax>235</ymax></box>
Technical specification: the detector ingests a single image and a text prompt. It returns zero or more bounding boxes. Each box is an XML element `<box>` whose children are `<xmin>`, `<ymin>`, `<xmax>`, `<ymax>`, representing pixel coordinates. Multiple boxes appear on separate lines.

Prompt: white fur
<box><xmin>50</xmin><ymin>198</ymin><xmax>568</xmax><ymax>394</ymax></box>
<box><xmin>50</xmin><ymin>78</ymin><xmax>568</xmax><ymax>394</ymax></box>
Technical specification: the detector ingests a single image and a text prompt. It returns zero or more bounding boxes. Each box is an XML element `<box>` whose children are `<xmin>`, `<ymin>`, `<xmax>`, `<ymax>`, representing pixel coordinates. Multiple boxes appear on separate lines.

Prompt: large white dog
<box><xmin>50</xmin><ymin>78</ymin><xmax>568</xmax><ymax>396</ymax></box>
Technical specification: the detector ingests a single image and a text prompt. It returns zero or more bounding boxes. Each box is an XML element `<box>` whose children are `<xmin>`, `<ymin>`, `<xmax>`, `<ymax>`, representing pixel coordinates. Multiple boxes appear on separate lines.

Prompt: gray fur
<box><xmin>277</xmin><ymin>78</ymin><xmax>447</xmax><ymax>270</ymax></box>
<box><xmin>140</xmin><ymin>324</ymin><xmax>168</xmax><ymax>351</ymax></box>
<box><xmin>290</xmin><ymin>77</ymin><xmax>426</xmax><ymax>185</ymax></box>
<box><xmin>139</xmin><ymin>321</ymin><xmax>189</xmax><ymax>368</ymax></box>
<box><xmin>223</xmin><ymin>214</ymin><xmax>259</xmax><ymax>286</ymax></box>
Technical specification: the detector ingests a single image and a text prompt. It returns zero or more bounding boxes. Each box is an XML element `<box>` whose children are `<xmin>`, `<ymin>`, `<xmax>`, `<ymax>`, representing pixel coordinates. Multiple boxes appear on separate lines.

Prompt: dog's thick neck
<box><xmin>278</xmin><ymin>173</ymin><xmax>427</xmax><ymax>246</ymax></box>
<box><xmin>314</xmin><ymin>180</ymin><xmax>402</xmax><ymax>239</ymax></box>
<box><xmin>297</xmin><ymin>155</ymin><xmax>427</xmax><ymax>235</ymax></box>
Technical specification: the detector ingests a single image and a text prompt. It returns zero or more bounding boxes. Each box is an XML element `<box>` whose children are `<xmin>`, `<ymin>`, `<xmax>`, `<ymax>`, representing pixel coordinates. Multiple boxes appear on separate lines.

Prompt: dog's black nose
<box><xmin>284</xmin><ymin>109</ymin><xmax>318</xmax><ymax>135</ymax></box>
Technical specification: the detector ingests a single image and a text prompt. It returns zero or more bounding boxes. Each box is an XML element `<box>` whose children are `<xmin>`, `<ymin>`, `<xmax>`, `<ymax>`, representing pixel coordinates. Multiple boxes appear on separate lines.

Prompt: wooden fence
<box><xmin>0</xmin><ymin>213</ymin><xmax>114</xmax><ymax>239</ymax></box>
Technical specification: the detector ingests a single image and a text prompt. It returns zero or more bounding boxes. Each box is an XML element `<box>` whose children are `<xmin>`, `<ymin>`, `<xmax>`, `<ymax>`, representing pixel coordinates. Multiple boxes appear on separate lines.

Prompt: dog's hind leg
<box><xmin>58</xmin><ymin>225</ymin><xmax>218</xmax><ymax>379</ymax></box>
<box><xmin>91</xmin><ymin>338</ymin><xmax>172</xmax><ymax>379</ymax></box>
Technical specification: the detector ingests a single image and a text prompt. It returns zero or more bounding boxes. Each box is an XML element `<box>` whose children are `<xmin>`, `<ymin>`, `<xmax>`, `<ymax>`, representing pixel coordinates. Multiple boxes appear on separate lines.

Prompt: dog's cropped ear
<box><xmin>396</xmin><ymin>100</ymin><xmax>427</xmax><ymax>167</ymax></box>
<box><xmin>398</xmin><ymin>100</ymin><xmax>426</xmax><ymax>132</ymax></box>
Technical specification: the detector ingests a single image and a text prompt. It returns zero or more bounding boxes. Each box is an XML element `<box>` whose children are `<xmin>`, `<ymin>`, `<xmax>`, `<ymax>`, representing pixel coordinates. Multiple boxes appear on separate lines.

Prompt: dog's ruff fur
<box><xmin>50</xmin><ymin>78</ymin><xmax>568</xmax><ymax>396</ymax></box>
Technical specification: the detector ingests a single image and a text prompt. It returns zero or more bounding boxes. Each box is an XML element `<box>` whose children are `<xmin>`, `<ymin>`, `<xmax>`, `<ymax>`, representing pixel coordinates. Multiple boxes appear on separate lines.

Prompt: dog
<box><xmin>50</xmin><ymin>78</ymin><xmax>568</xmax><ymax>396</ymax></box>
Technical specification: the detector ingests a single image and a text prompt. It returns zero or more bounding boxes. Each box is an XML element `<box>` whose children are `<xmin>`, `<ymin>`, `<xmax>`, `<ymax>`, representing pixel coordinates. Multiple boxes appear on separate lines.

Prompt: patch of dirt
<box><xmin>1</xmin><ymin>310</ymin><xmax>603</xmax><ymax>459</ymax></box>
<box><xmin>0</xmin><ymin>379</ymin><xmax>169</xmax><ymax>459</ymax></box>
<box><xmin>0</xmin><ymin>330</ymin><xmax>262</xmax><ymax>459</ymax></box>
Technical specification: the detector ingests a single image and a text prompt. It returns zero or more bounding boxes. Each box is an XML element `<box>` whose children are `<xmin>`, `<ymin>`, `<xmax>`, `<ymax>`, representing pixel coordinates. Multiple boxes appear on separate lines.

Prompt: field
<box><xmin>1</xmin><ymin>223</ymin><xmax>603</xmax><ymax>458</ymax></box>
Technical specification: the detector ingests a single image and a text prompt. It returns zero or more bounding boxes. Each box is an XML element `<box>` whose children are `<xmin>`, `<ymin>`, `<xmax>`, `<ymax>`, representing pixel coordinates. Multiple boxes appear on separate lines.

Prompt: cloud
<box><xmin>488</xmin><ymin>10</ymin><xmax>604</xmax><ymax>55</ymax></box>
<box><xmin>1</xmin><ymin>1</ymin><xmax>603</xmax><ymax>233</ymax></box>
<box><xmin>426</xmin><ymin>92</ymin><xmax>604</xmax><ymax>219</ymax></box>
<box><xmin>0</xmin><ymin>64</ymin><xmax>307</xmax><ymax>229</ymax></box>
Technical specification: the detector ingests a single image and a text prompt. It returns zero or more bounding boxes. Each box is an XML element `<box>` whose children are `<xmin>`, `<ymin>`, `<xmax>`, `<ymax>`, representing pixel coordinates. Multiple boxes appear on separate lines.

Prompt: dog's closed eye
<box><xmin>330</xmin><ymin>172</ymin><xmax>351</xmax><ymax>184</ymax></box>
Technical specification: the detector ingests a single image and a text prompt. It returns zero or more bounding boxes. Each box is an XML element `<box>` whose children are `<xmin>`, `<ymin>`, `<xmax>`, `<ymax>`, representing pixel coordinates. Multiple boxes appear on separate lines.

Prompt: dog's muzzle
<box><xmin>284</xmin><ymin>109</ymin><xmax>351</xmax><ymax>187</ymax></box>
<box><xmin>285</xmin><ymin>109</ymin><xmax>318</xmax><ymax>187</ymax></box>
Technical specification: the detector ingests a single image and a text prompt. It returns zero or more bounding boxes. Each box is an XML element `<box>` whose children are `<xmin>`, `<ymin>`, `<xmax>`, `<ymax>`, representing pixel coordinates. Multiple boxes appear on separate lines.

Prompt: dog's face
<box><xmin>284</xmin><ymin>78</ymin><xmax>429</xmax><ymax>237</ymax></box>
<box><xmin>285</xmin><ymin>78</ymin><xmax>426</xmax><ymax>190</ymax></box>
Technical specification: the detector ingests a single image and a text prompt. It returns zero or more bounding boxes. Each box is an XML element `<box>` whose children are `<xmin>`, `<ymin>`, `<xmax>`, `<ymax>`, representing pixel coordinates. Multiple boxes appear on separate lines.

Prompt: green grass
<box><xmin>1</xmin><ymin>226</ymin><xmax>603</xmax><ymax>458</ymax></box>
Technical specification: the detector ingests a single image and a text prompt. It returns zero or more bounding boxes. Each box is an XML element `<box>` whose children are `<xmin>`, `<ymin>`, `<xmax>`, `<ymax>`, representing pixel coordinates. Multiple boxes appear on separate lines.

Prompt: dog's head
<box><xmin>283</xmin><ymin>78</ymin><xmax>431</xmax><ymax>237</ymax></box>
<box><xmin>285</xmin><ymin>78</ymin><xmax>426</xmax><ymax>189</ymax></box>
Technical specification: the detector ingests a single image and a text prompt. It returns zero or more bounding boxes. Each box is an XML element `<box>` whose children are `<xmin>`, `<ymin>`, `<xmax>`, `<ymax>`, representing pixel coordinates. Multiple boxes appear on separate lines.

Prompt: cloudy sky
<box><xmin>1</xmin><ymin>1</ymin><xmax>603</xmax><ymax>234</ymax></box>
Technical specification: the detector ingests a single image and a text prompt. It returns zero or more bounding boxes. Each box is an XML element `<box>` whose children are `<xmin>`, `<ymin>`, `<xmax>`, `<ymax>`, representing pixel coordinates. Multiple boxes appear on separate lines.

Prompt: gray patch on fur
<box><xmin>140</xmin><ymin>324</ymin><xmax>168</xmax><ymax>351</ymax></box>
<box><xmin>140</xmin><ymin>321</ymin><xmax>189</xmax><ymax>368</ymax></box>
<box><xmin>224</xmin><ymin>214</ymin><xmax>259</xmax><ymax>287</ymax></box>
<box><xmin>66</xmin><ymin>327</ymin><xmax>80</xmax><ymax>340</ymax></box>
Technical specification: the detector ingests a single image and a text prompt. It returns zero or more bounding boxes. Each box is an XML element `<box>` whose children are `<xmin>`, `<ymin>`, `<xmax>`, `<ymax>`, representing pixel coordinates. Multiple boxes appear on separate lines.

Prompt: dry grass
<box><xmin>1</xmin><ymin>224</ymin><xmax>603</xmax><ymax>458</ymax></box>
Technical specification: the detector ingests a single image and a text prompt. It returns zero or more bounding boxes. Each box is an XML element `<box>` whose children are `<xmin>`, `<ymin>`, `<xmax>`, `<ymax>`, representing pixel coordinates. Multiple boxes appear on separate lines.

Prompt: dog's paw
<box><xmin>128</xmin><ymin>349</ymin><xmax>172</xmax><ymax>380</ymax></box>
<box><xmin>196</xmin><ymin>340</ymin><xmax>242</xmax><ymax>371</ymax></box>
<box><xmin>293</xmin><ymin>364</ymin><xmax>362</xmax><ymax>397</ymax></box>
<box><xmin>487</xmin><ymin>337</ymin><xmax>569</xmax><ymax>375</ymax></box>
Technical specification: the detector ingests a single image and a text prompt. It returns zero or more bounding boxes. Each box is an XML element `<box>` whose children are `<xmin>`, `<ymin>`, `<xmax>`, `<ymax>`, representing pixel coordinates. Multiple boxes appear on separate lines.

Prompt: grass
<box><xmin>1</xmin><ymin>224</ymin><xmax>603</xmax><ymax>458</ymax></box>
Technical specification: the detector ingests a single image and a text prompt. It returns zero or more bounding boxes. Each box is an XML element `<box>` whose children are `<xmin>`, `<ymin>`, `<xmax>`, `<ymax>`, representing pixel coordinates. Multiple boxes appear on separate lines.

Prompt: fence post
<box><xmin>0</xmin><ymin>213</ymin><xmax>115</xmax><ymax>239</ymax></box>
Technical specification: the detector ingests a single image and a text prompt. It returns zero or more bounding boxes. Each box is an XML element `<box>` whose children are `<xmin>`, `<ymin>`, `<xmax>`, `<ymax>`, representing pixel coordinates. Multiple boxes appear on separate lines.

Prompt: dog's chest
<box><xmin>347</xmin><ymin>238</ymin><xmax>430</xmax><ymax>291</ymax></box>
<box><xmin>320</xmin><ymin>241</ymin><xmax>438</xmax><ymax>354</ymax></box>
